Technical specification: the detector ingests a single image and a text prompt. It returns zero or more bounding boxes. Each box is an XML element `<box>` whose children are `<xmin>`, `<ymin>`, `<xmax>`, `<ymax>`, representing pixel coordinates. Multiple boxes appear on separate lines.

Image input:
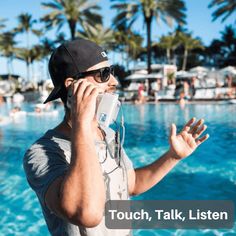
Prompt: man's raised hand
<box><xmin>168</xmin><ymin>117</ymin><xmax>209</xmax><ymax>160</ymax></box>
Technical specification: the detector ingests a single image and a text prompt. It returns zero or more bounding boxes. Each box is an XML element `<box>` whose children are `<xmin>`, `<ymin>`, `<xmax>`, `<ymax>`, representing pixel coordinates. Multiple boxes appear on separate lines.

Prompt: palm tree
<box><xmin>113</xmin><ymin>28</ymin><xmax>143</xmax><ymax>69</ymax></box>
<box><xmin>124</xmin><ymin>30</ymin><xmax>144</xmax><ymax>69</ymax></box>
<box><xmin>54</xmin><ymin>32</ymin><xmax>67</xmax><ymax>45</ymax></box>
<box><xmin>41</xmin><ymin>0</ymin><xmax>102</xmax><ymax>40</ymax></box>
<box><xmin>221</xmin><ymin>25</ymin><xmax>236</xmax><ymax>55</ymax></box>
<box><xmin>178</xmin><ymin>32</ymin><xmax>204</xmax><ymax>71</ymax></box>
<box><xmin>77</xmin><ymin>23</ymin><xmax>115</xmax><ymax>49</ymax></box>
<box><xmin>208</xmin><ymin>0</ymin><xmax>236</xmax><ymax>22</ymax></box>
<box><xmin>0</xmin><ymin>32</ymin><xmax>17</xmax><ymax>77</ymax></box>
<box><xmin>205</xmin><ymin>25</ymin><xmax>236</xmax><ymax>67</ymax></box>
<box><xmin>15</xmin><ymin>13</ymin><xmax>42</xmax><ymax>80</ymax></box>
<box><xmin>220</xmin><ymin>25</ymin><xmax>236</xmax><ymax>65</ymax></box>
<box><xmin>158</xmin><ymin>33</ymin><xmax>180</xmax><ymax>64</ymax></box>
<box><xmin>205</xmin><ymin>39</ymin><xmax>223</xmax><ymax>67</ymax></box>
<box><xmin>39</xmin><ymin>38</ymin><xmax>56</xmax><ymax>79</ymax></box>
<box><xmin>15</xmin><ymin>46</ymin><xmax>43</xmax><ymax>81</ymax></box>
<box><xmin>40</xmin><ymin>38</ymin><xmax>55</xmax><ymax>59</ymax></box>
<box><xmin>15</xmin><ymin>13</ymin><xmax>41</xmax><ymax>49</ymax></box>
<box><xmin>0</xmin><ymin>18</ymin><xmax>7</xmax><ymax>31</ymax></box>
<box><xmin>112</xmin><ymin>0</ymin><xmax>186</xmax><ymax>74</ymax></box>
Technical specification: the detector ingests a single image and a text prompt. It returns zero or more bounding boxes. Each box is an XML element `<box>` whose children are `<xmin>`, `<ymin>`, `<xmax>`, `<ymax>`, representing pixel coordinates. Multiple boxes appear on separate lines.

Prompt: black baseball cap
<box><xmin>44</xmin><ymin>38</ymin><xmax>108</xmax><ymax>104</ymax></box>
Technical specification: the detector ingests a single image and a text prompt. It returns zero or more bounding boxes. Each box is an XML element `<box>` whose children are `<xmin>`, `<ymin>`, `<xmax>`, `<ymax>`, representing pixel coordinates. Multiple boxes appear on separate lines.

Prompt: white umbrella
<box><xmin>176</xmin><ymin>70</ymin><xmax>197</xmax><ymax>78</ymax></box>
<box><xmin>125</xmin><ymin>73</ymin><xmax>162</xmax><ymax>81</ymax></box>
<box><xmin>219</xmin><ymin>66</ymin><xmax>236</xmax><ymax>75</ymax></box>
<box><xmin>189</xmin><ymin>66</ymin><xmax>209</xmax><ymax>73</ymax></box>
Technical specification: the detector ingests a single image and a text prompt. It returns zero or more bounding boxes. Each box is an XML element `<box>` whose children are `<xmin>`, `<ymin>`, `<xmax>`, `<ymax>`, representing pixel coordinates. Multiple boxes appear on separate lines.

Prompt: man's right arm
<box><xmin>45</xmin><ymin>80</ymin><xmax>106</xmax><ymax>227</ymax></box>
<box><xmin>45</xmin><ymin>125</ymin><xmax>106</xmax><ymax>227</ymax></box>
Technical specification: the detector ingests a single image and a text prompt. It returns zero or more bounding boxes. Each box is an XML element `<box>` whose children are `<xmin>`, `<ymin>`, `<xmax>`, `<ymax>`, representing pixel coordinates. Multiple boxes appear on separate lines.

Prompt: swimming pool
<box><xmin>0</xmin><ymin>102</ymin><xmax>235</xmax><ymax>235</ymax></box>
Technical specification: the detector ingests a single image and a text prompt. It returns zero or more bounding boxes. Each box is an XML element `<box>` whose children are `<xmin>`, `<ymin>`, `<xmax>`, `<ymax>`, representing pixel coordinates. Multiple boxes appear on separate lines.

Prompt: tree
<box><xmin>158</xmin><ymin>33</ymin><xmax>180</xmax><ymax>64</ymax></box>
<box><xmin>205</xmin><ymin>25</ymin><xmax>236</xmax><ymax>67</ymax></box>
<box><xmin>41</xmin><ymin>0</ymin><xmax>102</xmax><ymax>40</ymax></box>
<box><xmin>221</xmin><ymin>25</ymin><xmax>236</xmax><ymax>55</ymax></box>
<box><xmin>14</xmin><ymin>13</ymin><xmax>42</xmax><ymax>80</ymax></box>
<box><xmin>220</xmin><ymin>25</ymin><xmax>236</xmax><ymax>65</ymax></box>
<box><xmin>54</xmin><ymin>32</ymin><xmax>67</xmax><ymax>45</ymax></box>
<box><xmin>113</xmin><ymin>28</ymin><xmax>143</xmax><ymax>69</ymax></box>
<box><xmin>111</xmin><ymin>0</ymin><xmax>186</xmax><ymax>74</ymax></box>
<box><xmin>205</xmin><ymin>39</ymin><xmax>223</xmax><ymax>67</ymax></box>
<box><xmin>15</xmin><ymin>13</ymin><xmax>42</xmax><ymax>49</ymax></box>
<box><xmin>178</xmin><ymin>32</ymin><xmax>204</xmax><ymax>71</ymax></box>
<box><xmin>0</xmin><ymin>18</ymin><xmax>7</xmax><ymax>31</ymax></box>
<box><xmin>15</xmin><ymin>45</ymin><xmax>43</xmax><ymax>82</ymax></box>
<box><xmin>112</xmin><ymin>64</ymin><xmax>130</xmax><ymax>89</ymax></box>
<box><xmin>77</xmin><ymin>23</ymin><xmax>115</xmax><ymax>49</ymax></box>
<box><xmin>208</xmin><ymin>0</ymin><xmax>236</xmax><ymax>22</ymax></box>
<box><xmin>0</xmin><ymin>32</ymin><xmax>17</xmax><ymax>77</ymax></box>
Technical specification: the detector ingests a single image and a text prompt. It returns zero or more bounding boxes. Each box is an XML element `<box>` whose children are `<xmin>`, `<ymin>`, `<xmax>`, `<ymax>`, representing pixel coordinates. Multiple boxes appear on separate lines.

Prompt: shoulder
<box><xmin>23</xmin><ymin>130</ymin><xmax>70</xmax><ymax>203</ymax></box>
<box><xmin>23</xmin><ymin>130</ymin><xmax>70</xmax><ymax>176</ymax></box>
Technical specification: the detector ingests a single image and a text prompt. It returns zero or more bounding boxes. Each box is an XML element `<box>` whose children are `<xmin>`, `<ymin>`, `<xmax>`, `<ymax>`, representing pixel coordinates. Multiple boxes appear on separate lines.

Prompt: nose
<box><xmin>108</xmin><ymin>74</ymin><xmax>119</xmax><ymax>87</ymax></box>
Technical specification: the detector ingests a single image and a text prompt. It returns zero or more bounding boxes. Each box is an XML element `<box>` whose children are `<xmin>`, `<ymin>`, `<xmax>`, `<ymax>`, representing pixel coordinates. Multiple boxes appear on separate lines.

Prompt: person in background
<box><xmin>0</xmin><ymin>95</ymin><xmax>4</xmax><ymax>105</ymax></box>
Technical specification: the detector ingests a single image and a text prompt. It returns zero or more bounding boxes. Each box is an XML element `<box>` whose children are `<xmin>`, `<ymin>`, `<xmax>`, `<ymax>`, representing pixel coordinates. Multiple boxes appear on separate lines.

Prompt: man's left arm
<box><xmin>128</xmin><ymin>118</ymin><xmax>209</xmax><ymax>196</ymax></box>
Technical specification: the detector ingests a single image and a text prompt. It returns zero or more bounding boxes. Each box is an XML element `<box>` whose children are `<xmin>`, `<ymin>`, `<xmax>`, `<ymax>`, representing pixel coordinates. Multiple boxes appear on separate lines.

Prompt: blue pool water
<box><xmin>0</xmin><ymin>102</ymin><xmax>235</xmax><ymax>235</ymax></box>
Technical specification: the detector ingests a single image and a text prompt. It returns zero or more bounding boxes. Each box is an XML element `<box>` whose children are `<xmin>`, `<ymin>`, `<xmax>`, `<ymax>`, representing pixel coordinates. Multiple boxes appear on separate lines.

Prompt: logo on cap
<box><xmin>101</xmin><ymin>52</ymin><xmax>107</xmax><ymax>57</ymax></box>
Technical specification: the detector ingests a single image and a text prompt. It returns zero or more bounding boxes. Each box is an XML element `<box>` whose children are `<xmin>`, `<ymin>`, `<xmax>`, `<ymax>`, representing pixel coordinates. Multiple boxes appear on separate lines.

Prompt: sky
<box><xmin>0</xmin><ymin>0</ymin><xmax>235</xmax><ymax>79</ymax></box>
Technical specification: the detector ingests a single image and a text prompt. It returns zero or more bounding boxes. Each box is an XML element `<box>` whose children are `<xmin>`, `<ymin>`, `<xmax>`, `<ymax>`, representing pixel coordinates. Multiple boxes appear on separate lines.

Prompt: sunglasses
<box><xmin>73</xmin><ymin>66</ymin><xmax>114</xmax><ymax>83</ymax></box>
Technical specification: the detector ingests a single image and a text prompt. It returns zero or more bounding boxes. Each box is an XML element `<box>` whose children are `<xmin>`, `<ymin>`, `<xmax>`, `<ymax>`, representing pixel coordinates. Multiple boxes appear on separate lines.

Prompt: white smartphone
<box><xmin>67</xmin><ymin>90</ymin><xmax>120</xmax><ymax>127</ymax></box>
<box><xmin>96</xmin><ymin>93</ymin><xmax>120</xmax><ymax>127</ymax></box>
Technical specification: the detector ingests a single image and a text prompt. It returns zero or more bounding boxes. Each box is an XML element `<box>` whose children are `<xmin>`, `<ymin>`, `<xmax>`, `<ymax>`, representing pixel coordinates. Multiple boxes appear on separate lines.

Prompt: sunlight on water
<box><xmin>0</xmin><ymin>102</ymin><xmax>235</xmax><ymax>235</ymax></box>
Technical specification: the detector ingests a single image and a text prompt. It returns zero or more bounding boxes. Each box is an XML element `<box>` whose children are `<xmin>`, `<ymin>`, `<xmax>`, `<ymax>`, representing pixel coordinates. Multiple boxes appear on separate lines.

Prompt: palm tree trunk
<box><xmin>32</xmin><ymin>62</ymin><xmax>35</xmax><ymax>82</ymax></box>
<box><xmin>146</xmin><ymin>17</ymin><xmax>152</xmax><ymax>74</ymax></box>
<box><xmin>126</xmin><ymin>45</ymin><xmax>130</xmax><ymax>70</ymax></box>
<box><xmin>167</xmin><ymin>48</ymin><xmax>171</xmax><ymax>64</ymax></box>
<box><xmin>182</xmin><ymin>48</ymin><xmax>188</xmax><ymax>71</ymax></box>
<box><xmin>10</xmin><ymin>57</ymin><xmax>14</xmax><ymax>74</ymax></box>
<box><xmin>26</xmin><ymin>61</ymin><xmax>30</xmax><ymax>81</ymax></box>
<box><xmin>172</xmin><ymin>50</ymin><xmax>176</xmax><ymax>65</ymax></box>
<box><xmin>146</xmin><ymin>17</ymin><xmax>152</xmax><ymax>96</ymax></box>
<box><xmin>69</xmin><ymin>20</ymin><xmax>76</xmax><ymax>40</ymax></box>
<box><xmin>26</xmin><ymin>30</ymin><xmax>31</xmax><ymax>81</ymax></box>
<box><xmin>7</xmin><ymin>58</ymin><xmax>11</xmax><ymax>79</ymax></box>
<box><xmin>27</xmin><ymin>30</ymin><xmax>30</xmax><ymax>50</ymax></box>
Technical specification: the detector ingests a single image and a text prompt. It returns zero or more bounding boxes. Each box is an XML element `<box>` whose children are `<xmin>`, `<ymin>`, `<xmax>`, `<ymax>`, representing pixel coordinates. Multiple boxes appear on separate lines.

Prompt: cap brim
<box><xmin>43</xmin><ymin>86</ymin><xmax>62</xmax><ymax>104</ymax></box>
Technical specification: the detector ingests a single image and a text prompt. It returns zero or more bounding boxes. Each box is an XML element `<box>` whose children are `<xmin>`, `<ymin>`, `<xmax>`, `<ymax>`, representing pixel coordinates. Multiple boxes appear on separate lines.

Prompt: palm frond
<box><xmin>209</xmin><ymin>0</ymin><xmax>236</xmax><ymax>22</ymax></box>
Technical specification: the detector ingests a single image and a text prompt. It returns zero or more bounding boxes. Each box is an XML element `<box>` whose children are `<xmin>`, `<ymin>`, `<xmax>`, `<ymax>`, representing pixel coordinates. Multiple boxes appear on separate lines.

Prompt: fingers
<box><xmin>196</xmin><ymin>134</ymin><xmax>210</xmax><ymax>145</ymax></box>
<box><xmin>83</xmin><ymin>84</ymin><xmax>97</xmax><ymax>98</ymax></box>
<box><xmin>182</xmin><ymin>117</ymin><xmax>196</xmax><ymax>132</ymax></box>
<box><xmin>170</xmin><ymin>123</ymin><xmax>177</xmax><ymax>137</ymax></box>
<box><xmin>73</xmin><ymin>80</ymin><xmax>100</xmax><ymax>101</ymax></box>
<box><xmin>76</xmin><ymin>80</ymin><xmax>91</xmax><ymax>99</ymax></box>
<box><xmin>193</xmin><ymin>124</ymin><xmax>207</xmax><ymax>139</ymax></box>
<box><xmin>189</xmin><ymin>118</ymin><xmax>204</xmax><ymax>134</ymax></box>
<box><xmin>72</xmin><ymin>79</ymin><xmax>83</xmax><ymax>96</ymax></box>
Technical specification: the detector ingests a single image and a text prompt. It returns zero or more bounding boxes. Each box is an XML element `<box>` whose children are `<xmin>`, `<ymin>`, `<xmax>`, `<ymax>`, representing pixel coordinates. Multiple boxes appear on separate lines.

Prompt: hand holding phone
<box><xmin>67</xmin><ymin>80</ymin><xmax>101</xmax><ymax>127</ymax></box>
<box><xmin>67</xmin><ymin>80</ymin><xmax>120</xmax><ymax>128</ymax></box>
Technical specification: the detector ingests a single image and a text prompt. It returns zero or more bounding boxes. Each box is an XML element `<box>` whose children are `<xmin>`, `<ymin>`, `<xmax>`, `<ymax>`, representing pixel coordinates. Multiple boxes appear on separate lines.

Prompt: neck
<box><xmin>55</xmin><ymin>112</ymin><xmax>104</xmax><ymax>141</ymax></box>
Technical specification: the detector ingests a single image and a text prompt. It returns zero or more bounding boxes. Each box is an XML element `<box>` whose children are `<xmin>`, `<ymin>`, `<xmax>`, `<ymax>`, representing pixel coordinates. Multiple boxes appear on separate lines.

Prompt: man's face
<box><xmin>82</xmin><ymin>61</ymin><xmax>118</xmax><ymax>94</ymax></box>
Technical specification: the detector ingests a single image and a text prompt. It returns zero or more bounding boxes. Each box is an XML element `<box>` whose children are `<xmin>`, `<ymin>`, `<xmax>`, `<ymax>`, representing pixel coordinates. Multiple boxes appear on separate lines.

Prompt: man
<box><xmin>23</xmin><ymin>38</ymin><xmax>209</xmax><ymax>236</ymax></box>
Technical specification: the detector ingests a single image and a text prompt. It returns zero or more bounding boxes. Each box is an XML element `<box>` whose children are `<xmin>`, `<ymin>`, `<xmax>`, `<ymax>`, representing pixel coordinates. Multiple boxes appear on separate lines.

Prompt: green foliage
<box><xmin>112</xmin><ymin>0</ymin><xmax>186</xmax><ymax>78</ymax></box>
<box><xmin>0</xmin><ymin>32</ymin><xmax>17</xmax><ymax>58</ymax></box>
<box><xmin>113</xmin><ymin>64</ymin><xmax>130</xmax><ymax>88</ymax></box>
<box><xmin>0</xmin><ymin>31</ymin><xmax>17</xmax><ymax>75</ymax></box>
<box><xmin>0</xmin><ymin>18</ymin><xmax>7</xmax><ymax>31</ymax></box>
<box><xmin>206</xmin><ymin>25</ymin><xmax>236</xmax><ymax>67</ymax></box>
<box><xmin>77</xmin><ymin>23</ymin><xmax>115</xmax><ymax>49</ymax></box>
<box><xmin>209</xmin><ymin>0</ymin><xmax>236</xmax><ymax>22</ymax></box>
<box><xmin>41</xmin><ymin>0</ymin><xmax>102</xmax><ymax>39</ymax></box>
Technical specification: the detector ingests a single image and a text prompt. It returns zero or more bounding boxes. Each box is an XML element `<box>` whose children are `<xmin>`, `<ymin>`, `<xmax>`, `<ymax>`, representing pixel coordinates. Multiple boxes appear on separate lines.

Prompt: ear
<box><xmin>64</xmin><ymin>78</ymin><xmax>74</xmax><ymax>89</ymax></box>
